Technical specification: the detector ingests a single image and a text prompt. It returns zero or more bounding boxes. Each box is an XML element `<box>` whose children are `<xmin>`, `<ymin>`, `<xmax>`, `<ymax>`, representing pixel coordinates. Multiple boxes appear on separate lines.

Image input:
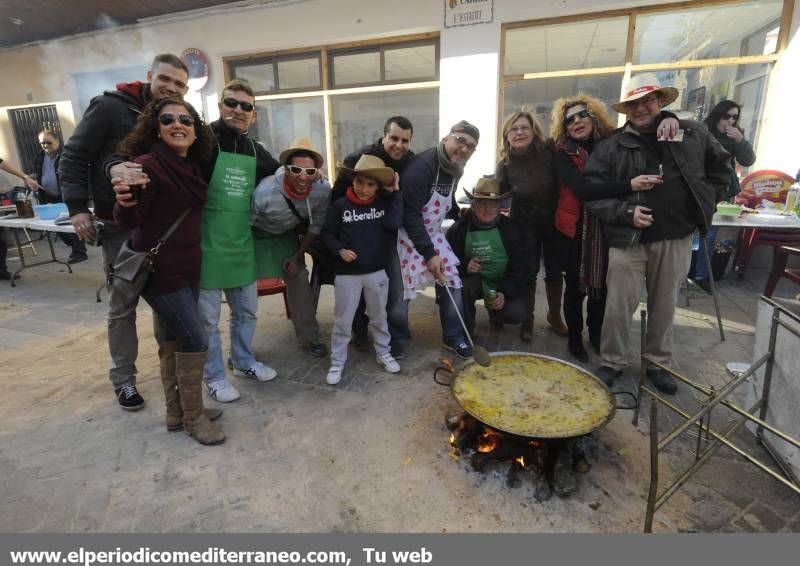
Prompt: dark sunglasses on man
<box><xmin>158</xmin><ymin>113</ymin><xmax>195</xmax><ymax>127</ymax></box>
<box><xmin>222</xmin><ymin>98</ymin><xmax>254</xmax><ymax>112</ymax></box>
<box><xmin>564</xmin><ymin>109</ymin><xmax>593</xmax><ymax>126</ymax></box>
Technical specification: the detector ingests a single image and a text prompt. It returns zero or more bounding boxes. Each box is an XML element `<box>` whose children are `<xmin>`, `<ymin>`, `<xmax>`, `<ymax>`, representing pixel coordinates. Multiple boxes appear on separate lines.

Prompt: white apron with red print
<box><xmin>397</xmin><ymin>180</ymin><xmax>461</xmax><ymax>300</ymax></box>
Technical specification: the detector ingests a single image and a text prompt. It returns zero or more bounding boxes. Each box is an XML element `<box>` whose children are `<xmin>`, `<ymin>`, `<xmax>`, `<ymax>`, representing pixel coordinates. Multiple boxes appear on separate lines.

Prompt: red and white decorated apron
<box><xmin>397</xmin><ymin>176</ymin><xmax>461</xmax><ymax>300</ymax></box>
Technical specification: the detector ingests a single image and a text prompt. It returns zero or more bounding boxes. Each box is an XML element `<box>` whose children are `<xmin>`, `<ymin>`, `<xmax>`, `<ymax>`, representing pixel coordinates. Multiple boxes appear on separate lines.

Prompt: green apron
<box><xmin>465</xmin><ymin>227</ymin><xmax>509</xmax><ymax>298</ymax></box>
<box><xmin>199</xmin><ymin>143</ymin><xmax>257</xmax><ymax>289</ymax></box>
<box><xmin>253</xmin><ymin>228</ymin><xmax>298</xmax><ymax>278</ymax></box>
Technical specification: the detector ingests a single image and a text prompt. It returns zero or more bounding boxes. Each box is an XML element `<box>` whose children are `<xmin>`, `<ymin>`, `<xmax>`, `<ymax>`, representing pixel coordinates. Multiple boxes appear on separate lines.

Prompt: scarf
<box><xmin>346</xmin><ymin>186</ymin><xmax>377</xmax><ymax>206</ymax></box>
<box><xmin>437</xmin><ymin>142</ymin><xmax>463</xmax><ymax>178</ymax></box>
<box><xmin>283</xmin><ymin>174</ymin><xmax>311</xmax><ymax>201</ymax></box>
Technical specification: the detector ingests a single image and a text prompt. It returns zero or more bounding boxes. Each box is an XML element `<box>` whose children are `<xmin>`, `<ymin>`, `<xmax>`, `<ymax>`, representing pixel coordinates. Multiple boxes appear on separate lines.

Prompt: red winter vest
<box><xmin>554</xmin><ymin>142</ymin><xmax>589</xmax><ymax>238</ymax></box>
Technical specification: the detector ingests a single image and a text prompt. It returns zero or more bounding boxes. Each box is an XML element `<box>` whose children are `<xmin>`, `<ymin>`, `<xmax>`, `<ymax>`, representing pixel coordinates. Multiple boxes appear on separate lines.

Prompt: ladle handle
<box><xmin>436</xmin><ymin>280</ymin><xmax>476</xmax><ymax>349</ymax></box>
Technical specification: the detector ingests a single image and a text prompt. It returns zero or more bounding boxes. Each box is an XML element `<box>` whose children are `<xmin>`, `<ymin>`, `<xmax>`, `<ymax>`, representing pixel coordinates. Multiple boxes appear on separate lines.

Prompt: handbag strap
<box><xmin>150</xmin><ymin>208</ymin><xmax>191</xmax><ymax>256</ymax></box>
<box><xmin>282</xmin><ymin>195</ymin><xmax>305</xmax><ymax>223</ymax></box>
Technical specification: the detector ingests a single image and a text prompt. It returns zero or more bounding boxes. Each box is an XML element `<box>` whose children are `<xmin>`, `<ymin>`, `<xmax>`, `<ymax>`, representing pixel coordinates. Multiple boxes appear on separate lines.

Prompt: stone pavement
<box><xmin>0</xmin><ymin>236</ymin><xmax>798</xmax><ymax>532</ymax></box>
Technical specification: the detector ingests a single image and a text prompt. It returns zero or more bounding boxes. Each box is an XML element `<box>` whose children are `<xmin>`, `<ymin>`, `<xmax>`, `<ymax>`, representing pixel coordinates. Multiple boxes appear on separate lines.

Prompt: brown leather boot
<box><xmin>160</xmin><ymin>342</ymin><xmax>221</xmax><ymax>432</ymax></box>
<box><xmin>519</xmin><ymin>284</ymin><xmax>535</xmax><ymax>342</ymax></box>
<box><xmin>175</xmin><ymin>351</ymin><xmax>225</xmax><ymax>445</ymax></box>
<box><xmin>545</xmin><ymin>280</ymin><xmax>569</xmax><ymax>336</ymax></box>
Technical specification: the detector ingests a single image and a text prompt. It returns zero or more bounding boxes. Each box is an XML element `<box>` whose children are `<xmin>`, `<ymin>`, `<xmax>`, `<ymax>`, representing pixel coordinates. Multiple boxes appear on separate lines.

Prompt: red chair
<box><xmin>256</xmin><ymin>278</ymin><xmax>291</xmax><ymax>318</ymax></box>
<box><xmin>763</xmin><ymin>246</ymin><xmax>800</xmax><ymax>297</ymax></box>
<box><xmin>733</xmin><ymin>228</ymin><xmax>800</xmax><ymax>279</ymax></box>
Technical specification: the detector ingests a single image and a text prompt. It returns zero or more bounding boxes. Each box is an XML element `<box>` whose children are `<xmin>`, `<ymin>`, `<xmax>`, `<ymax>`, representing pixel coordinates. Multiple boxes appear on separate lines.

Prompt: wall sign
<box><xmin>445</xmin><ymin>0</ymin><xmax>493</xmax><ymax>28</ymax></box>
<box><xmin>180</xmin><ymin>48</ymin><xmax>210</xmax><ymax>91</ymax></box>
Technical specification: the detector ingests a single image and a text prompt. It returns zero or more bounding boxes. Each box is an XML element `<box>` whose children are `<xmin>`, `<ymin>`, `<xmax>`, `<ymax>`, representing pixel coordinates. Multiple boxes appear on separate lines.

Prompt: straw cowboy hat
<box><xmin>612</xmin><ymin>73</ymin><xmax>679</xmax><ymax>113</ymax></box>
<box><xmin>279</xmin><ymin>137</ymin><xmax>324</xmax><ymax>168</ymax></box>
<box><xmin>337</xmin><ymin>154</ymin><xmax>395</xmax><ymax>187</ymax></box>
<box><xmin>464</xmin><ymin>177</ymin><xmax>511</xmax><ymax>201</ymax></box>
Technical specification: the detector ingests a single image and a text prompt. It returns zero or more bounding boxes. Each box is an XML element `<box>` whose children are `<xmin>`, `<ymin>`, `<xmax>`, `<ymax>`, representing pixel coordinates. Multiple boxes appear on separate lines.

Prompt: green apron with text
<box><xmin>465</xmin><ymin>227</ymin><xmax>508</xmax><ymax>298</ymax></box>
<box><xmin>253</xmin><ymin>228</ymin><xmax>298</xmax><ymax>278</ymax></box>
<box><xmin>199</xmin><ymin>145</ymin><xmax>257</xmax><ymax>289</ymax></box>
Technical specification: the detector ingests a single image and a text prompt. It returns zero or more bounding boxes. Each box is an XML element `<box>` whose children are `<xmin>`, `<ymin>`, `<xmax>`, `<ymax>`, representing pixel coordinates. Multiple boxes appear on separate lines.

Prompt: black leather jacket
<box><xmin>583</xmin><ymin>119</ymin><xmax>731</xmax><ymax>248</ymax></box>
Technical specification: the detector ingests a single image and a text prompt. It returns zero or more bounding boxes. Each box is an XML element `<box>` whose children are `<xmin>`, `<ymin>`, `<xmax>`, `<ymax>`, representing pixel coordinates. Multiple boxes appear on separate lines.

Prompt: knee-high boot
<box><xmin>175</xmin><ymin>351</ymin><xmax>225</xmax><ymax>445</ymax></box>
<box><xmin>519</xmin><ymin>284</ymin><xmax>535</xmax><ymax>342</ymax></box>
<box><xmin>545</xmin><ymin>280</ymin><xmax>569</xmax><ymax>336</ymax></box>
<box><xmin>160</xmin><ymin>342</ymin><xmax>222</xmax><ymax>432</ymax></box>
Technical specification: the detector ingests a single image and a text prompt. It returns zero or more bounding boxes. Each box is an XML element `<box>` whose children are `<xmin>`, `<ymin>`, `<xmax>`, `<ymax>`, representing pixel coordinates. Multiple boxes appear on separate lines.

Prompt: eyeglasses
<box><xmin>724</xmin><ymin>113</ymin><xmax>739</xmax><ymax>122</ymax></box>
<box><xmin>564</xmin><ymin>110</ymin><xmax>592</xmax><ymax>126</ymax></box>
<box><xmin>625</xmin><ymin>94</ymin><xmax>659</xmax><ymax>110</ymax></box>
<box><xmin>158</xmin><ymin>113</ymin><xmax>195</xmax><ymax>127</ymax></box>
<box><xmin>509</xmin><ymin>125</ymin><xmax>532</xmax><ymax>134</ymax></box>
<box><xmin>286</xmin><ymin>165</ymin><xmax>318</xmax><ymax>176</ymax></box>
<box><xmin>451</xmin><ymin>135</ymin><xmax>477</xmax><ymax>153</ymax></box>
<box><xmin>222</xmin><ymin>98</ymin><xmax>254</xmax><ymax>112</ymax></box>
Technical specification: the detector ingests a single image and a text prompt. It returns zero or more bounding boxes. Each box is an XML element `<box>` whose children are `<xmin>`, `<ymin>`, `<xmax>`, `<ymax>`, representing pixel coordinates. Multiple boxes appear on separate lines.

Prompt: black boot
<box><xmin>568</xmin><ymin>336</ymin><xmax>589</xmax><ymax>363</ymax></box>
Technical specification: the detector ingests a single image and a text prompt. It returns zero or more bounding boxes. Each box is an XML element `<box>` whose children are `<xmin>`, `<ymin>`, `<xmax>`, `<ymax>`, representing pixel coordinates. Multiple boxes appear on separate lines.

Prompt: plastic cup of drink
<box><xmin>120</xmin><ymin>165</ymin><xmax>145</xmax><ymax>185</ymax></box>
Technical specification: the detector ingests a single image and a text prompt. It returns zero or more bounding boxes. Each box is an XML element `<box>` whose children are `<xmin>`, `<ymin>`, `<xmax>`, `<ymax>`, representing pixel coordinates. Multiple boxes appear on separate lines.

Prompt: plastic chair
<box><xmin>763</xmin><ymin>246</ymin><xmax>800</xmax><ymax>297</ymax></box>
<box><xmin>257</xmin><ymin>277</ymin><xmax>291</xmax><ymax>318</ymax></box>
<box><xmin>734</xmin><ymin>228</ymin><xmax>800</xmax><ymax>279</ymax></box>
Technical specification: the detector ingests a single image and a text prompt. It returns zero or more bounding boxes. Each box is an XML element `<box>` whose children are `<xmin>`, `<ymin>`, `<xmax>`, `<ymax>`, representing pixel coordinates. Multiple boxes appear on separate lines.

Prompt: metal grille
<box><xmin>8</xmin><ymin>105</ymin><xmax>62</xmax><ymax>173</ymax></box>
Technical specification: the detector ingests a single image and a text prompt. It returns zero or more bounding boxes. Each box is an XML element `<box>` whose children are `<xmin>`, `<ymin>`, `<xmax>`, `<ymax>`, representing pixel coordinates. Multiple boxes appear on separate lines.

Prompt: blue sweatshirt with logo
<box><xmin>321</xmin><ymin>190</ymin><xmax>403</xmax><ymax>275</ymax></box>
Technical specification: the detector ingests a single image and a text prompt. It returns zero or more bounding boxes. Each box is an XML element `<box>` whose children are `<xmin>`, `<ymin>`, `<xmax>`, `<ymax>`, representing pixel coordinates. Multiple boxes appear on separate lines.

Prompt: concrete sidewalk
<box><xmin>0</xmin><ymin>240</ymin><xmax>798</xmax><ymax>532</ymax></box>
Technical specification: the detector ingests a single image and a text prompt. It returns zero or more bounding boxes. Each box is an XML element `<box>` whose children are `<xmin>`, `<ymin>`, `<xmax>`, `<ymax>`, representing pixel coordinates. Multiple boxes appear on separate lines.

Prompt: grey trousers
<box><xmin>284</xmin><ymin>262</ymin><xmax>321</xmax><ymax>345</ymax></box>
<box><xmin>600</xmin><ymin>235</ymin><xmax>692</xmax><ymax>370</ymax></box>
<box><xmin>331</xmin><ymin>270</ymin><xmax>391</xmax><ymax>366</ymax></box>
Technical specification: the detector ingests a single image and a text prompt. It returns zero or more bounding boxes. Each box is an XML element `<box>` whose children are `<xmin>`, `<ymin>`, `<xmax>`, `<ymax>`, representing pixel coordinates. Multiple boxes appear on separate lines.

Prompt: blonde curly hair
<box><xmin>498</xmin><ymin>108</ymin><xmax>546</xmax><ymax>163</ymax></box>
<box><xmin>549</xmin><ymin>94</ymin><xmax>617</xmax><ymax>145</ymax></box>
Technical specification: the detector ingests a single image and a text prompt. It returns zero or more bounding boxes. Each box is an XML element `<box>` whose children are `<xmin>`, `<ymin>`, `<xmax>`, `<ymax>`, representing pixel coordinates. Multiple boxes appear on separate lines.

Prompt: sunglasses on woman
<box><xmin>724</xmin><ymin>112</ymin><xmax>739</xmax><ymax>122</ymax></box>
<box><xmin>564</xmin><ymin>109</ymin><xmax>592</xmax><ymax>126</ymax></box>
<box><xmin>286</xmin><ymin>165</ymin><xmax>318</xmax><ymax>176</ymax></box>
<box><xmin>158</xmin><ymin>113</ymin><xmax>195</xmax><ymax>127</ymax></box>
<box><xmin>222</xmin><ymin>98</ymin><xmax>254</xmax><ymax>112</ymax></box>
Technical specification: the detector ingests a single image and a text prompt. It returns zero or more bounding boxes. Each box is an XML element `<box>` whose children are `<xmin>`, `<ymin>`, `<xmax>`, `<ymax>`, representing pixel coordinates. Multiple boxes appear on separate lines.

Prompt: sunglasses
<box><xmin>451</xmin><ymin>135</ymin><xmax>477</xmax><ymax>152</ymax></box>
<box><xmin>724</xmin><ymin>113</ymin><xmax>739</xmax><ymax>122</ymax></box>
<box><xmin>222</xmin><ymin>98</ymin><xmax>254</xmax><ymax>112</ymax></box>
<box><xmin>564</xmin><ymin>109</ymin><xmax>592</xmax><ymax>126</ymax></box>
<box><xmin>158</xmin><ymin>113</ymin><xmax>195</xmax><ymax>127</ymax></box>
<box><xmin>625</xmin><ymin>94</ymin><xmax>659</xmax><ymax>110</ymax></box>
<box><xmin>286</xmin><ymin>165</ymin><xmax>318</xmax><ymax>176</ymax></box>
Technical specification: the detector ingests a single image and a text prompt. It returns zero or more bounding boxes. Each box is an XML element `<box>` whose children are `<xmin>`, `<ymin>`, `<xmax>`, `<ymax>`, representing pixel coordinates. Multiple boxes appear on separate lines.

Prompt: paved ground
<box><xmin>1</xmin><ymin>235</ymin><xmax>798</xmax><ymax>532</ymax></box>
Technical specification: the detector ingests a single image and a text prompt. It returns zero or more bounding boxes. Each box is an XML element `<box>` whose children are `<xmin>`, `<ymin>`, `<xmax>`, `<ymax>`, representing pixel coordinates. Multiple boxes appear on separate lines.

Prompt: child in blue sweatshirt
<box><xmin>321</xmin><ymin>155</ymin><xmax>403</xmax><ymax>384</ymax></box>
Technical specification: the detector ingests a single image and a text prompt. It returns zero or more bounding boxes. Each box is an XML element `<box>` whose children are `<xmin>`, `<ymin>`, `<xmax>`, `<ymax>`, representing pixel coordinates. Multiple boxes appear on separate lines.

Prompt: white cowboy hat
<box><xmin>612</xmin><ymin>73</ymin><xmax>679</xmax><ymax>113</ymax></box>
<box><xmin>279</xmin><ymin>137</ymin><xmax>324</xmax><ymax>168</ymax></box>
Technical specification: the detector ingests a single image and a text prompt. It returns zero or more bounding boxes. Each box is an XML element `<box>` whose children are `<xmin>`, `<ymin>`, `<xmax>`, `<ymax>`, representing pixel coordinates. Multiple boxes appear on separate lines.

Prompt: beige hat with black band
<box><xmin>279</xmin><ymin>137</ymin><xmax>324</xmax><ymax>168</ymax></box>
<box><xmin>464</xmin><ymin>177</ymin><xmax>511</xmax><ymax>201</ymax></box>
<box><xmin>612</xmin><ymin>73</ymin><xmax>679</xmax><ymax>113</ymax></box>
<box><xmin>337</xmin><ymin>154</ymin><xmax>395</xmax><ymax>187</ymax></box>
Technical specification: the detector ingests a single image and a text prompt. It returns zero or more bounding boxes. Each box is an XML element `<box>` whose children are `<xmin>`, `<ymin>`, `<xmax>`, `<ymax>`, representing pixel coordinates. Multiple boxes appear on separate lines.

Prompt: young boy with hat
<box><xmin>321</xmin><ymin>155</ymin><xmax>404</xmax><ymax>385</ymax></box>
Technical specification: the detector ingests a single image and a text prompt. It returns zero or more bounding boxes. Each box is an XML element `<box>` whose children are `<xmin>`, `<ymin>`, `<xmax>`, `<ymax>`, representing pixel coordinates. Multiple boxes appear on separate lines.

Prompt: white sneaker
<box><xmin>234</xmin><ymin>361</ymin><xmax>278</xmax><ymax>382</ymax></box>
<box><xmin>376</xmin><ymin>352</ymin><xmax>401</xmax><ymax>374</ymax></box>
<box><xmin>205</xmin><ymin>379</ymin><xmax>241</xmax><ymax>403</ymax></box>
<box><xmin>326</xmin><ymin>365</ymin><xmax>344</xmax><ymax>385</ymax></box>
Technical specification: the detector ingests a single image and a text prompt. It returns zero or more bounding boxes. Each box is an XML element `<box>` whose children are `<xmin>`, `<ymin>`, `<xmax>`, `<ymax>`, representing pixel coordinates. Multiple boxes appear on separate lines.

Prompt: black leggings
<box><xmin>556</xmin><ymin>231</ymin><xmax>606</xmax><ymax>341</ymax></box>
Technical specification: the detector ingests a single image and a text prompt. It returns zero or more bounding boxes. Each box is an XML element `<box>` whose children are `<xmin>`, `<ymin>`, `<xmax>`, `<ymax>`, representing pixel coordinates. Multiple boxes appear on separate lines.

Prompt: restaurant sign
<box><xmin>445</xmin><ymin>0</ymin><xmax>493</xmax><ymax>28</ymax></box>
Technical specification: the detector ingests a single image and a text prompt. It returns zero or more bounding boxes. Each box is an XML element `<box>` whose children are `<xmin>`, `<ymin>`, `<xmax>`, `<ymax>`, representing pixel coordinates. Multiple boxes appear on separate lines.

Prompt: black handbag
<box><xmin>109</xmin><ymin>209</ymin><xmax>191</xmax><ymax>300</ymax></box>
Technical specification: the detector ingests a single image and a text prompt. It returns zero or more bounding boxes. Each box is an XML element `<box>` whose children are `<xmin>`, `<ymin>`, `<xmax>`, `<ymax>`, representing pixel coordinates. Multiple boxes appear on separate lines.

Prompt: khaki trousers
<box><xmin>600</xmin><ymin>235</ymin><xmax>692</xmax><ymax>370</ymax></box>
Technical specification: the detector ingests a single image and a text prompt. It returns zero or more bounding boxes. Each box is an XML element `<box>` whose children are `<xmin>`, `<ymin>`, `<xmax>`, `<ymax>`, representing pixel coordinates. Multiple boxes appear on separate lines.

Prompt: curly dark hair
<box><xmin>117</xmin><ymin>98</ymin><xmax>214</xmax><ymax>164</ymax></box>
<box><xmin>704</xmin><ymin>100</ymin><xmax>744</xmax><ymax>135</ymax></box>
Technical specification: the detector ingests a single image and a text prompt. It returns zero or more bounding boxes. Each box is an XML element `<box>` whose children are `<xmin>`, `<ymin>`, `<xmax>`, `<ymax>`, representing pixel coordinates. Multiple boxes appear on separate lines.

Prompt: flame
<box><xmin>515</xmin><ymin>456</ymin><xmax>525</xmax><ymax>467</ymax></box>
<box><xmin>449</xmin><ymin>433</ymin><xmax>456</xmax><ymax>446</ymax></box>
<box><xmin>476</xmin><ymin>429</ymin><xmax>502</xmax><ymax>453</ymax></box>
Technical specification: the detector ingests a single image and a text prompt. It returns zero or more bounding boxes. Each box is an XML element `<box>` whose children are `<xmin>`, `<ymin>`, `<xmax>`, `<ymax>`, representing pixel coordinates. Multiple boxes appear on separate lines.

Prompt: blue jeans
<box><xmin>435</xmin><ymin>284</ymin><xmax>467</xmax><ymax>346</ymax></box>
<box><xmin>142</xmin><ymin>285</ymin><xmax>207</xmax><ymax>353</ymax></box>
<box><xmin>386</xmin><ymin>242</ymin><xmax>410</xmax><ymax>346</ymax></box>
<box><xmin>692</xmin><ymin>228</ymin><xmax>718</xmax><ymax>281</ymax></box>
<box><xmin>198</xmin><ymin>282</ymin><xmax>258</xmax><ymax>383</ymax></box>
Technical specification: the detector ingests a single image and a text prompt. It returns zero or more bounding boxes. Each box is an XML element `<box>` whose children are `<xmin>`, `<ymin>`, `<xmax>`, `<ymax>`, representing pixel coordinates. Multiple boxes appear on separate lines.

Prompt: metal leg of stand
<box><xmin>701</xmin><ymin>236</ymin><xmax>725</xmax><ymax>341</ymax></box>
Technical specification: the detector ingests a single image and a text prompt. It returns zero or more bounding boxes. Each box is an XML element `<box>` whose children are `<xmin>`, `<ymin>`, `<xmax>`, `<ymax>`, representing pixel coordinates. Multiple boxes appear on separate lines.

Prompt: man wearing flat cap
<box><xmin>446</xmin><ymin>177</ymin><xmax>527</xmax><ymax>336</ymax></box>
<box><xmin>251</xmin><ymin>137</ymin><xmax>331</xmax><ymax>360</ymax></box>
<box><xmin>395</xmin><ymin>120</ymin><xmax>480</xmax><ymax>359</ymax></box>
<box><xmin>584</xmin><ymin>73</ymin><xmax>730</xmax><ymax>394</ymax></box>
